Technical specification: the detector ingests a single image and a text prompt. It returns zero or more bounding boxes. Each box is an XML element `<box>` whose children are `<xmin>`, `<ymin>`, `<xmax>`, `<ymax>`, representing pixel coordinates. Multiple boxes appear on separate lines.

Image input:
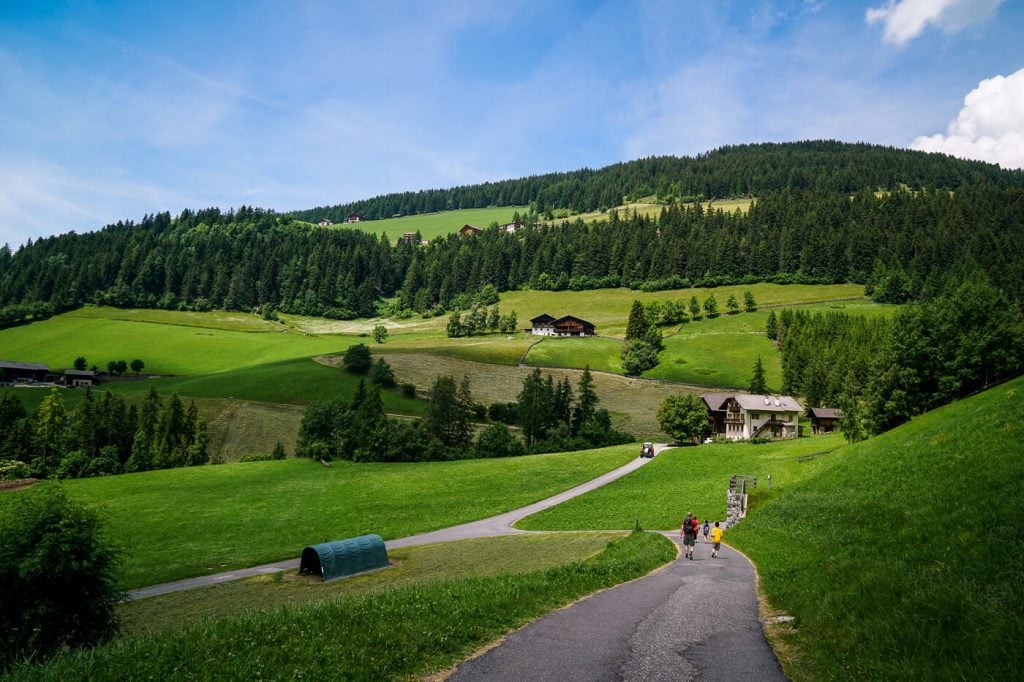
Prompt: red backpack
<box><xmin>691</xmin><ymin>518</ymin><xmax>700</xmax><ymax>534</ymax></box>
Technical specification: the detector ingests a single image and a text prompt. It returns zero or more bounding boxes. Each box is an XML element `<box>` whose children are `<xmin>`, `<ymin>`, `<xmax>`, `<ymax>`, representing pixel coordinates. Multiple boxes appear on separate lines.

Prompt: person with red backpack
<box><xmin>680</xmin><ymin>511</ymin><xmax>698</xmax><ymax>559</ymax></box>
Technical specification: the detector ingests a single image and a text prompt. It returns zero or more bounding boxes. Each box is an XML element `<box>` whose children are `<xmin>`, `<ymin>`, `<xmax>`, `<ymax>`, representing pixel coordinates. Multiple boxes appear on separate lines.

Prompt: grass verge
<box><xmin>9</xmin><ymin>532</ymin><xmax>675</xmax><ymax>681</ymax></box>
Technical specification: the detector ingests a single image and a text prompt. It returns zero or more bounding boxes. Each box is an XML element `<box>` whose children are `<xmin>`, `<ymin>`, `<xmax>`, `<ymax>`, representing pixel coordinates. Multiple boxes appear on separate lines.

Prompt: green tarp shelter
<box><xmin>299</xmin><ymin>534</ymin><xmax>389</xmax><ymax>582</ymax></box>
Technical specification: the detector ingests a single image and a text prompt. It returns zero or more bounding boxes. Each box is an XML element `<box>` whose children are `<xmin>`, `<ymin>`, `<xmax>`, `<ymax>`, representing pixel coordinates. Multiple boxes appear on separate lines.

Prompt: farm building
<box><xmin>317</xmin><ymin>218</ymin><xmax>333</xmax><ymax>226</ymax></box>
<box><xmin>401</xmin><ymin>232</ymin><xmax>419</xmax><ymax>244</ymax></box>
<box><xmin>64</xmin><ymin>369</ymin><xmax>97</xmax><ymax>388</ymax></box>
<box><xmin>528</xmin><ymin>314</ymin><xmax>596</xmax><ymax>337</ymax></box>
<box><xmin>346</xmin><ymin>213</ymin><xmax>364</xmax><ymax>223</ymax></box>
<box><xmin>809</xmin><ymin>407</ymin><xmax>843</xmax><ymax>434</ymax></box>
<box><xmin>499</xmin><ymin>221</ymin><xmax>523</xmax><ymax>233</ymax></box>
<box><xmin>0</xmin><ymin>360</ymin><xmax>51</xmax><ymax>384</ymax></box>
<box><xmin>459</xmin><ymin>224</ymin><xmax>483</xmax><ymax>236</ymax></box>
<box><xmin>703</xmin><ymin>392</ymin><xmax>803</xmax><ymax>440</ymax></box>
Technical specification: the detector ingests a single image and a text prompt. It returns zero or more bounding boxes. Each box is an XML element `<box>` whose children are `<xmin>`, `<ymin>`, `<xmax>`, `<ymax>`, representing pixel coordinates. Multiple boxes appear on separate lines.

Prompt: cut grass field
<box><xmin>725</xmin><ymin>375</ymin><xmax>1024</xmax><ymax>680</ymax></box>
<box><xmin>517</xmin><ymin>433</ymin><xmax>844</xmax><ymax>531</ymax></box>
<box><xmin>8</xmin><ymin>531</ymin><xmax>675</xmax><ymax>681</ymax></box>
<box><xmin>310</xmin><ymin>206</ymin><xmax>529</xmax><ymax>242</ymax></box>
<box><xmin>27</xmin><ymin>444</ymin><xmax>637</xmax><ymax>589</ymax></box>
<box><xmin>120</xmin><ymin>533</ymin><xmax>623</xmax><ymax>636</ymax></box>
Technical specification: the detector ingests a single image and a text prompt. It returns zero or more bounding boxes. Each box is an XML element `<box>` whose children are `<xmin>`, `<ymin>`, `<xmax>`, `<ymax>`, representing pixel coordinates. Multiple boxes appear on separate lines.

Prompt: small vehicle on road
<box><xmin>640</xmin><ymin>442</ymin><xmax>655</xmax><ymax>458</ymax></box>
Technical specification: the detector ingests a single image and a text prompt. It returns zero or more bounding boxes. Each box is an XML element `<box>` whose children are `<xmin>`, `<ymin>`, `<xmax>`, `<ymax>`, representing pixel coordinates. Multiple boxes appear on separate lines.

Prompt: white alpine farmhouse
<box><xmin>703</xmin><ymin>392</ymin><xmax>803</xmax><ymax>440</ymax></box>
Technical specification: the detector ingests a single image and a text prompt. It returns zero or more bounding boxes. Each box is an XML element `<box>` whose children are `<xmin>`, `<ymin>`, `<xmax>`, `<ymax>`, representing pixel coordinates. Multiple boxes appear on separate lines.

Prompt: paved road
<box><xmin>127</xmin><ymin>448</ymin><xmax>664</xmax><ymax>601</ymax></box>
<box><xmin>450</xmin><ymin>536</ymin><xmax>785</xmax><ymax>682</ymax></box>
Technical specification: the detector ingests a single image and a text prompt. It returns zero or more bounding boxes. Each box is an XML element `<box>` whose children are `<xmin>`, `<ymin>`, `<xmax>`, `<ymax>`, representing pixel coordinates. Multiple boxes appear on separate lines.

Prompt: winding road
<box><xmin>128</xmin><ymin>445</ymin><xmax>785</xmax><ymax>680</ymax></box>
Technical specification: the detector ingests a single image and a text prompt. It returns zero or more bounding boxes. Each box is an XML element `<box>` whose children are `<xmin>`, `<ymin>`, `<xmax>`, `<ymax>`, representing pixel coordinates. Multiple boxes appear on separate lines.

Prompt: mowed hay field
<box><xmin>19</xmin><ymin>444</ymin><xmax>638</xmax><ymax>589</ymax></box>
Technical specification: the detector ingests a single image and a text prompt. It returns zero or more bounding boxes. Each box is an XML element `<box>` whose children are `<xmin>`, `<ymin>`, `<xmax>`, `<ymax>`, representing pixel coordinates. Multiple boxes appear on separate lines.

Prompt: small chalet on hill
<box><xmin>401</xmin><ymin>232</ymin><xmax>419</xmax><ymax>244</ymax></box>
<box><xmin>346</xmin><ymin>213</ymin><xmax>364</xmax><ymax>223</ymax></box>
<box><xmin>459</xmin><ymin>224</ymin><xmax>483</xmax><ymax>236</ymax></box>
<box><xmin>317</xmin><ymin>218</ymin><xmax>333</xmax><ymax>227</ymax></box>
<box><xmin>703</xmin><ymin>392</ymin><xmax>803</xmax><ymax>440</ymax></box>
<box><xmin>499</xmin><ymin>221</ymin><xmax>523</xmax><ymax>234</ymax></box>
<box><xmin>809</xmin><ymin>407</ymin><xmax>843</xmax><ymax>434</ymax></box>
<box><xmin>528</xmin><ymin>314</ymin><xmax>596</xmax><ymax>337</ymax></box>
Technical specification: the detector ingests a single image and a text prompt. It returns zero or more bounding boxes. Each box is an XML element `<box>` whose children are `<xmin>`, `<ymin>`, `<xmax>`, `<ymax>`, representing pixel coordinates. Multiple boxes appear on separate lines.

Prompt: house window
<box><xmin>783</xmin><ymin>414</ymin><xmax>791</xmax><ymax>422</ymax></box>
<box><xmin>751</xmin><ymin>412</ymin><xmax>759</xmax><ymax>420</ymax></box>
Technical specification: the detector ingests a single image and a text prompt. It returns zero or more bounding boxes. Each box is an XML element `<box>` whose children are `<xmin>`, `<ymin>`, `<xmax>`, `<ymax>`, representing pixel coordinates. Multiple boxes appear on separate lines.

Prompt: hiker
<box><xmin>711</xmin><ymin>521</ymin><xmax>723</xmax><ymax>558</ymax></box>
<box><xmin>680</xmin><ymin>512</ymin><xmax>697</xmax><ymax>559</ymax></box>
<box><xmin>702</xmin><ymin>520</ymin><xmax>710</xmax><ymax>543</ymax></box>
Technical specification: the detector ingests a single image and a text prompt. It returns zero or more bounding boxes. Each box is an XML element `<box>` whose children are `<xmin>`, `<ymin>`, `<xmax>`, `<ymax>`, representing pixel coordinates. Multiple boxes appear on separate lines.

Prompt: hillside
<box><xmin>726</xmin><ymin>376</ymin><xmax>1024</xmax><ymax>680</ymax></box>
<box><xmin>290</xmin><ymin>140</ymin><xmax>1024</xmax><ymax>222</ymax></box>
<box><xmin>4</xmin><ymin>141</ymin><xmax>1024</xmax><ymax>329</ymax></box>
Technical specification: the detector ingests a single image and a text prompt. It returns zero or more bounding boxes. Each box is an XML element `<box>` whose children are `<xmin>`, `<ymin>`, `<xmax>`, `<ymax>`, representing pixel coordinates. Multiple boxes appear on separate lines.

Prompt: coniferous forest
<box><xmin>2</xmin><ymin>142</ymin><xmax>1024</xmax><ymax>330</ymax></box>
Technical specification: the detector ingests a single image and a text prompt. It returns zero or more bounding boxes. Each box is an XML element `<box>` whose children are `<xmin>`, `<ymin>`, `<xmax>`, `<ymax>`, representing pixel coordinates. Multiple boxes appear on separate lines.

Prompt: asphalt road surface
<box><xmin>449</xmin><ymin>536</ymin><xmax>785</xmax><ymax>682</ymax></box>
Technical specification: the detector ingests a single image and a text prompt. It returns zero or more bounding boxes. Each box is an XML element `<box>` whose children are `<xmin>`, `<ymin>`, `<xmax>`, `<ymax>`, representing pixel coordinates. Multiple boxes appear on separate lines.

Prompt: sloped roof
<box><xmin>530</xmin><ymin>313</ymin><xmax>556</xmax><ymax>324</ymax></box>
<box><xmin>810</xmin><ymin>407</ymin><xmax>843</xmax><ymax>419</ymax></box>
<box><xmin>702</xmin><ymin>392</ymin><xmax>734</xmax><ymax>411</ymax></box>
<box><xmin>734</xmin><ymin>393</ymin><xmax>803</xmax><ymax>412</ymax></box>
<box><xmin>0</xmin><ymin>360</ymin><xmax>50</xmax><ymax>372</ymax></box>
<box><xmin>64</xmin><ymin>370</ymin><xmax>96</xmax><ymax>377</ymax></box>
<box><xmin>552</xmin><ymin>315</ymin><xmax>594</xmax><ymax>328</ymax></box>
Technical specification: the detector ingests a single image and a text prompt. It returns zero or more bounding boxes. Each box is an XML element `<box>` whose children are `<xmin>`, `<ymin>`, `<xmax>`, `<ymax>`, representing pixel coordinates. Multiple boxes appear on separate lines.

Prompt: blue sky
<box><xmin>1</xmin><ymin>0</ymin><xmax>1022</xmax><ymax>247</ymax></box>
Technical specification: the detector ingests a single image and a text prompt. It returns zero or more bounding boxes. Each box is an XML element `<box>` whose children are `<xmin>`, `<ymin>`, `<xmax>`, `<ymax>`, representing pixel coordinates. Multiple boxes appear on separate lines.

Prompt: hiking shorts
<box><xmin>683</xmin><ymin>535</ymin><xmax>695</xmax><ymax>546</ymax></box>
<box><xmin>713</xmin><ymin>542</ymin><xmax>721</xmax><ymax>551</ymax></box>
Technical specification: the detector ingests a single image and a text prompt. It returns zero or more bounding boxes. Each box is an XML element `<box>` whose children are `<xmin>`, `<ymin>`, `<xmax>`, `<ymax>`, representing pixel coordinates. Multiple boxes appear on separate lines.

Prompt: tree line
<box><xmin>290</xmin><ymin>140</ymin><xmax>1023</xmax><ymax>222</ymax></box>
<box><xmin>0</xmin><ymin>386</ymin><xmax>209</xmax><ymax>480</ymax></box>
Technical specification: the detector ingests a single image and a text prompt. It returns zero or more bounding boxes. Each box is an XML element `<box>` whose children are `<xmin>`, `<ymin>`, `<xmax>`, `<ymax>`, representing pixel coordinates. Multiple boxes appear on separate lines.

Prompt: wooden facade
<box><xmin>809</xmin><ymin>407</ymin><xmax>843</xmax><ymax>434</ymax></box>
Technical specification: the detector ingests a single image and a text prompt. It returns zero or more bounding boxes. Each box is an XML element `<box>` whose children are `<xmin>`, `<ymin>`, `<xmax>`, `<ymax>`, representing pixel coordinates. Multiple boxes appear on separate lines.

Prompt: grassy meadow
<box><xmin>310</xmin><ymin>206</ymin><xmax>529</xmax><ymax>242</ymax></box>
<box><xmin>726</xmin><ymin>375</ymin><xmax>1024</xmax><ymax>680</ymax></box>
<box><xmin>8</xmin><ymin>532</ymin><xmax>675</xmax><ymax>681</ymax></box>
<box><xmin>25</xmin><ymin>444</ymin><xmax>636</xmax><ymax>589</ymax></box>
<box><xmin>518</xmin><ymin>433</ymin><xmax>844</xmax><ymax>531</ymax></box>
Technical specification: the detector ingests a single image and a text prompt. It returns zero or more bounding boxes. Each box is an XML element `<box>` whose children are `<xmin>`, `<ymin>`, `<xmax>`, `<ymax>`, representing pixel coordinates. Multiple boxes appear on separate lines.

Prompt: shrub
<box><xmin>401</xmin><ymin>383</ymin><xmax>417</xmax><ymax>398</ymax></box>
<box><xmin>0</xmin><ymin>460</ymin><xmax>30</xmax><ymax>480</ymax></box>
<box><xmin>342</xmin><ymin>344</ymin><xmax>372</xmax><ymax>374</ymax></box>
<box><xmin>239</xmin><ymin>453</ymin><xmax>274</xmax><ymax>462</ymax></box>
<box><xmin>0</xmin><ymin>485</ymin><xmax>121</xmax><ymax>669</ymax></box>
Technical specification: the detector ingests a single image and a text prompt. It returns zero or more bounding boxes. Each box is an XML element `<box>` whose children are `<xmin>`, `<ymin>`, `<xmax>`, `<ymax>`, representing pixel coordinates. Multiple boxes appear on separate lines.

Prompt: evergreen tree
<box><xmin>446</xmin><ymin>311</ymin><xmax>463</xmax><ymax>338</ymax></box>
<box><xmin>726</xmin><ymin>293</ymin><xmax>740</xmax><ymax>314</ymax></box>
<box><xmin>74</xmin><ymin>357</ymin><xmax>87</xmax><ymax>371</ymax></box>
<box><xmin>749</xmin><ymin>356</ymin><xmax>768</xmax><ymax>394</ymax></box>
<box><xmin>124</xmin><ymin>430</ymin><xmax>153</xmax><ymax>473</ymax></box>
<box><xmin>425</xmin><ymin>375</ymin><xmax>472</xmax><ymax>450</ymax></box>
<box><xmin>33</xmin><ymin>388</ymin><xmax>66</xmax><ymax>476</ymax></box>
<box><xmin>689</xmin><ymin>296</ymin><xmax>702</xmax><ymax>320</ymax></box>
<box><xmin>744</xmin><ymin>290</ymin><xmax>757</xmax><ymax>312</ymax></box>
<box><xmin>625</xmin><ymin>300</ymin><xmax>648</xmax><ymax>341</ymax></box>
<box><xmin>518</xmin><ymin>369</ymin><xmax>547</xmax><ymax>447</ymax></box>
<box><xmin>766</xmin><ymin>310</ymin><xmax>779</xmax><ymax>340</ymax></box>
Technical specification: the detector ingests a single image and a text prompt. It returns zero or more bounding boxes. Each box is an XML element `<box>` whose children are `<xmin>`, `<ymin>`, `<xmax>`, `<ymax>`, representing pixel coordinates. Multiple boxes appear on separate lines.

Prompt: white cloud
<box><xmin>866</xmin><ymin>0</ymin><xmax>1002</xmax><ymax>45</ymax></box>
<box><xmin>911</xmin><ymin>67</ymin><xmax>1024</xmax><ymax>170</ymax></box>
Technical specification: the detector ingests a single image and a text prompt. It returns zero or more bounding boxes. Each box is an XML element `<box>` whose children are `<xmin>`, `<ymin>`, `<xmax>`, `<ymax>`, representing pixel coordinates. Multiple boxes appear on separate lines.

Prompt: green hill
<box><xmin>727</xmin><ymin>376</ymin><xmax>1024</xmax><ymax>680</ymax></box>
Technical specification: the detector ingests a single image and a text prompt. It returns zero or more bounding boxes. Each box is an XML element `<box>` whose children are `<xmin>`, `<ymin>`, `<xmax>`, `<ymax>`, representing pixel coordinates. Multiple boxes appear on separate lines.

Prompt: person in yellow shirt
<box><xmin>710</xmin><ymin>521</ymin><xmax>723</xmax><ymax>558</ymax></box>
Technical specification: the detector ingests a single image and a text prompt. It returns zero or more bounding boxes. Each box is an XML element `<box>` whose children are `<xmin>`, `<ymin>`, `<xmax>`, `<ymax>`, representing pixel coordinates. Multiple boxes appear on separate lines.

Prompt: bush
<box><xmin>0</xmin><ymin>485</ymin><xmax>121</xmax><ymax>669</ymax></box>
<box><xmin>342</xmin><ymin>344</ymin><xmax>372</xmax><ymax>374</ymax></box>
<box><xmin>400</xmin><ymin>383</ymin><xmax>417</xmax><ymax>398</ymax></box>
<box><xmin>475</xmin><ymin>424</ymin><xmax>525</xmax><ymax>458</ymax></box>
<box><xmin>0</xmin><ymin>460</ymin><xmax>30</xmax><ymax>480</ymax></box>
<box><xmin>239</xmin><ymin>453</ymin><xmax>274</xmax><ymax>462</ymax></box>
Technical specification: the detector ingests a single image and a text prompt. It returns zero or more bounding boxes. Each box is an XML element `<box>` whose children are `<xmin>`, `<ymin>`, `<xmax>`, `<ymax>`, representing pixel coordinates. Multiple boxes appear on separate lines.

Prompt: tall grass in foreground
<box><xmin>8</xmin><ymin>532</ymin><xmax>675</xmax><ymax>681</ymax></box>
<box><xmin>728</xmin><ymin>375</ymin><xmax>1024</xmax><ymax>680</ymax></box>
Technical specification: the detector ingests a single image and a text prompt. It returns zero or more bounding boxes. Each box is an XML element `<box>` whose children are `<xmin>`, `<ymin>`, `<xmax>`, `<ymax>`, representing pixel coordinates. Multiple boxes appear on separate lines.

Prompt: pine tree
<box><xmin>749</xmin><ymin>356</ymin><xmax>768</xmax><ymax>394</ymax></box>
<box><xmin>625</xmin><ymin>300</ymin><xmax>648</xmax><ymax>341</ymax></box>
<box><xmin>34</xmin><ymin>388</ymin><xmax>66</xmax><ymax>476</ymax></box>
<box><xmin>726</xmin><ymin>293</ymin><xmax>740</xmax><ymax>314</ymax></box>
<box><xmin>744</xmin><ymin>290</ymin><xmax>757</xmax><ymax>312</ymax></box>
<box><xmin>689</xmin><ymin>296</ymin><xmax>702</xmax><ymax>320</ymax></box>
<box><xmin>766</xmin><ymin>310</ymin><xmax>779</xmax><ymax>340</ymax></box>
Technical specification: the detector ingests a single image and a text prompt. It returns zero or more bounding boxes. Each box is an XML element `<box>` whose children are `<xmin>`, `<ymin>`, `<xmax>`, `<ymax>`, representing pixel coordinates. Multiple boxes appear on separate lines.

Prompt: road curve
<box><xmin>449</xmin><ymin>536</ymin><xmax>785</xmax><ymax>682</ymax></box>
<box><xmin>128</xmin><ymin>447</ymin><xmax>667</xmax><ymax>601</ymax></box>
